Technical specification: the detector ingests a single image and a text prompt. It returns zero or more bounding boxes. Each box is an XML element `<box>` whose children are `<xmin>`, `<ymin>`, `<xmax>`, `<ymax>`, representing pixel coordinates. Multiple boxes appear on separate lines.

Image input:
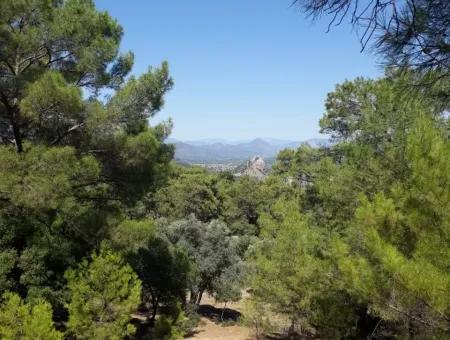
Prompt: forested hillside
<box><xmin>0</xmin><ymin>0</ymin><xmax>448</xmax><ymax>339</ymax></box>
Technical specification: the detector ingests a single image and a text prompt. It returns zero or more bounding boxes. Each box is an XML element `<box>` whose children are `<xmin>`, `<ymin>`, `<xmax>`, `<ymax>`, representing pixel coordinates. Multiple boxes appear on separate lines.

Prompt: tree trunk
<box><xmin>12</xmin><ymin>56</ymin><xmax>23</xmax><ymax>153</ymax></box>
<box><xmin>221</xmin><ymin>302</ymin><xmax>227</xmax><ymax>321</ymax></box>
<box><xmin>2</xmin><ymin>99</ymin><xmax>23</xmax><ymax>153</ymax></box>
<box><xmin>150</xmin><ymin>296</ymin><xmax>158</xmax><ymax>323</ymax></box>
<box><xmin>189</xmin><ymin>289</ymin><xmax>198</xmax><ymax>304</ymax></box>
<box><xmin>196</xmin><ymin>289</ymin><xmax>204</xmax><ymax>305</ymax></box>
<box><xmin>288</xmin><ymin>317</ymin><xmax>297</xmax><ymax>338</ymax></box>
<box><xmin>11</xmin><ymin>114</ymin><xmax>23</xmax><ymax>153</ymax></box>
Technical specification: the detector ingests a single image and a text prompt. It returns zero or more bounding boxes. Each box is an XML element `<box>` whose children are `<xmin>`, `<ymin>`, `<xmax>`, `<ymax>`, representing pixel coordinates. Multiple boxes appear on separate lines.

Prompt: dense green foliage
<box><xmin>162</xmin><ymin>216</ymin><xmax>246</xmax><ymax>305</ymax></box>
<box><xmin>249</xmin><ymin>73</ymin><xmax>450</xmax><ymax>338</ymax></box>
<box><xmin>0</xmin><ymin>0</ymin><xmax>176</xmax><ymax>338</ymax></box>
<box><xmin>65</xmin><ymin>245</ymin><xmax>141</xmax><ymax>339</ymax></box>
<box><xmin>0</xmin><ymin>292</ymin><xmax>63</xmax><ymax>340</ymax></box>
<box><xmin>111</xmin><ymin>219</ymin><xmax>190</xmax><ymax>322</ymax></box>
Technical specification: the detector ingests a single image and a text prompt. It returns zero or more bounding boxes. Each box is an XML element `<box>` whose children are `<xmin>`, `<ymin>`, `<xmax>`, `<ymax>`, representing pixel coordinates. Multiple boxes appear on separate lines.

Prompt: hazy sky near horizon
<box><xmin>96</xmin><ymin>0</ymin><xmax>381</xmax><ymax>141</ymax></box>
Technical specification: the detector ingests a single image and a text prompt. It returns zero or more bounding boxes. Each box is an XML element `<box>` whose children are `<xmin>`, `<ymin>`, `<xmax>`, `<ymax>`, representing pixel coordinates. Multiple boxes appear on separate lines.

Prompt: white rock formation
<box><xmin>243</xmin><ymin>156</ymin><xmax>266</xmax><ymax>180</ymax></box>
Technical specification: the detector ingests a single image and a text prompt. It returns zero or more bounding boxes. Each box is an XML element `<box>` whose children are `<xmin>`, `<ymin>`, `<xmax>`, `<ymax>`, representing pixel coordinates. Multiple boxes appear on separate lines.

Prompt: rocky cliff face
<box><xmin>238</xmin><ymin>155</ymin><xmax>267</xmax><ymax>180</ymax></box>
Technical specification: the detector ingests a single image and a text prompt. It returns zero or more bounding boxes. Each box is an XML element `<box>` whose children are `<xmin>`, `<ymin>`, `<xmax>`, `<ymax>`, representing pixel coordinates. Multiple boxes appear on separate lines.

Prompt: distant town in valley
<box><xmin>168</xmin><ymin>137</ymin><xmax>330</xmax><ymax>170</ymax></box>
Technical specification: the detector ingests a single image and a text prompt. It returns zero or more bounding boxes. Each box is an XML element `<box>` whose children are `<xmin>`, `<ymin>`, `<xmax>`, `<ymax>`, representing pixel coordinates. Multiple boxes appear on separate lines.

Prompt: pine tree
<box><xmin>0</xmin><ymin>292</ymin><xmax>63</xmax><ymax>340</ymax></box>
<box><xmin>0</xmin><ymin>0</ymin><xmax>173</xmax><ymax>305</ymax></box>
<box><xmin>65</xmin><ymin>245</ymin><xmax>141</xmax><ymax>339</ymax></box>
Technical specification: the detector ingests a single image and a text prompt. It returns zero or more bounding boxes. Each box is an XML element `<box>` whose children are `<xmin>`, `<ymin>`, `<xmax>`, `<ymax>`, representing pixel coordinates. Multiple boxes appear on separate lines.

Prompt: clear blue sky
<box><xmin>95</xmin><ymin>0</ymin><xmax>381</xmax><ymax>141</ymax></box>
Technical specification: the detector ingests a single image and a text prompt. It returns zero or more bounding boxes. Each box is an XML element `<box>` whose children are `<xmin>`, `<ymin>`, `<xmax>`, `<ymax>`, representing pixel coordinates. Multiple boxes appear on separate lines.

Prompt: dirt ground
<box><xmin>185</xmin><ymin>294</ymin><xmax>254</xmax><ymax>340</ymax></box>
<box><xmin>185</xmin><ymin>317</ymin><xmax>252</xmax><ymax>340</ymax></box>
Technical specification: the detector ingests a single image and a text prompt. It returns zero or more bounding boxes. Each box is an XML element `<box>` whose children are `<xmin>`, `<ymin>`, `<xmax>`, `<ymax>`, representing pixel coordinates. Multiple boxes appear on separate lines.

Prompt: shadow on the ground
<box><xmin>183</xmin><ymin>328</ymin><xmax>203</xmax><ymax>338</ymax></box>
<box><xmin>197</xmin><ymin>304</ymin><xmax>242</xmax><ymax>324</ymax></box>
<box><xmin>264</xmin><ymin>331</ymin><xmax>316</xmax><ymax>339</ymax></box>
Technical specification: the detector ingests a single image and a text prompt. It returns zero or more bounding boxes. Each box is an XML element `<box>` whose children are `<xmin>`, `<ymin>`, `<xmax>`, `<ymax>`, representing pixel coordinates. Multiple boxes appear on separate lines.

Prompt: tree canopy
<box><xmin>293</xmin><ymin>0</ymin><xmax>450</xmax><ymax>77</ymax></box>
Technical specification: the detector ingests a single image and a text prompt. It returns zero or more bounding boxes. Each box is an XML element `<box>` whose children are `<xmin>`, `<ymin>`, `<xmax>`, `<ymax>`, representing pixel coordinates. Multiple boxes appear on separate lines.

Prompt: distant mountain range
<box><xmin>166</xmin><ymin>137</ymin><xmax>331</xmax><ymax>164</ymax></box>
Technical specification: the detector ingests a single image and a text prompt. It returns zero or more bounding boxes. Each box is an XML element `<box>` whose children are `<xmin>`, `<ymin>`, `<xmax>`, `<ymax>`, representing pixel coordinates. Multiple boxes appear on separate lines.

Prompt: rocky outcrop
<box><xmin>234</xmin><ymin>155</ymin><xmax>267</xmax><ymax>180</ymax></box>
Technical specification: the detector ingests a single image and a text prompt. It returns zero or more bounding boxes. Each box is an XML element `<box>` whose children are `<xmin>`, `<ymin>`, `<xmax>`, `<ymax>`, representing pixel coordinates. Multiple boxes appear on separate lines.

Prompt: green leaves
<box><xmin>20</xmin><ymin>71</ymin><xmax>84</xmax><ymax>144</ymax></box>
<box><xmin>65</xmin><ymin>245</ymin><xmax>141</xmax><ymax>339</ymax></box>
<box><xmin>333</xmin><ymin>115</ymin><xmax>450</xmax><ymax>334</ymax></box>
<box><xmin>0</xmin><ymin>250</ymin><xmax>17</xmax><ymax>293</ymax></box>
<box><xmin>0</xmin><ymin>0</ymin><xmax>181</xmax><ymax>337</ymax></box>
<box><xmin>163</xmin><ymin>216</ymin><xmax>244</xmax><ymax>304</ymax></box>
<box><xmin>110</xmin><ymin>218</ymin><xmax>190</xmax><ymax>313</ymax></box>
<box><xmin>0</xmin><ymin>292</ymin><xmax>63</xmax><ymax>340</ymax></box>
<box><xmin>254</xmin><ymin>73</ymin><xmax>450</xmax><ymax>337</ymax></box>
<box><xmin>108</xmin><ymin>62</ymin><xmax>173</xmax><ymax>134</ymax></box>
<box><xmin>0</xmin><ymin>143</ymin><xmax>110</xmax><ymax>303</ymax></box>
<box><xmin>153</xmin><ymin>167</ymin><xmax>221</xmax><ymax>222</ymax></box>
<box><xmin>0</xmin><ymin>1</ymin><xmax>174</xmax><ymax>328</ymax></box>
<box><xmin>0</xmin><ymin>145</ymin><xmax>101</xmax><ymax>210</ymax></box>
<box><xmin>251</xmin><ymin>200</ymin><xmax>330</xmax><ymax>318</ymax></box>
<box><xmin>50</xmin><ymin>0</ymin><xmax>127</xmax><ymax>90</ymax></box>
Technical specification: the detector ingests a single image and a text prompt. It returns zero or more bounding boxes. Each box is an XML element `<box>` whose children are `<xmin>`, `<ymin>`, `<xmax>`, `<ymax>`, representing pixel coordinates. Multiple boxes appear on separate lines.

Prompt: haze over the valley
<box><xmin>168</xmin><ymin>137</ymin><xmax>330</xmax><ymax>164</ymax></box>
